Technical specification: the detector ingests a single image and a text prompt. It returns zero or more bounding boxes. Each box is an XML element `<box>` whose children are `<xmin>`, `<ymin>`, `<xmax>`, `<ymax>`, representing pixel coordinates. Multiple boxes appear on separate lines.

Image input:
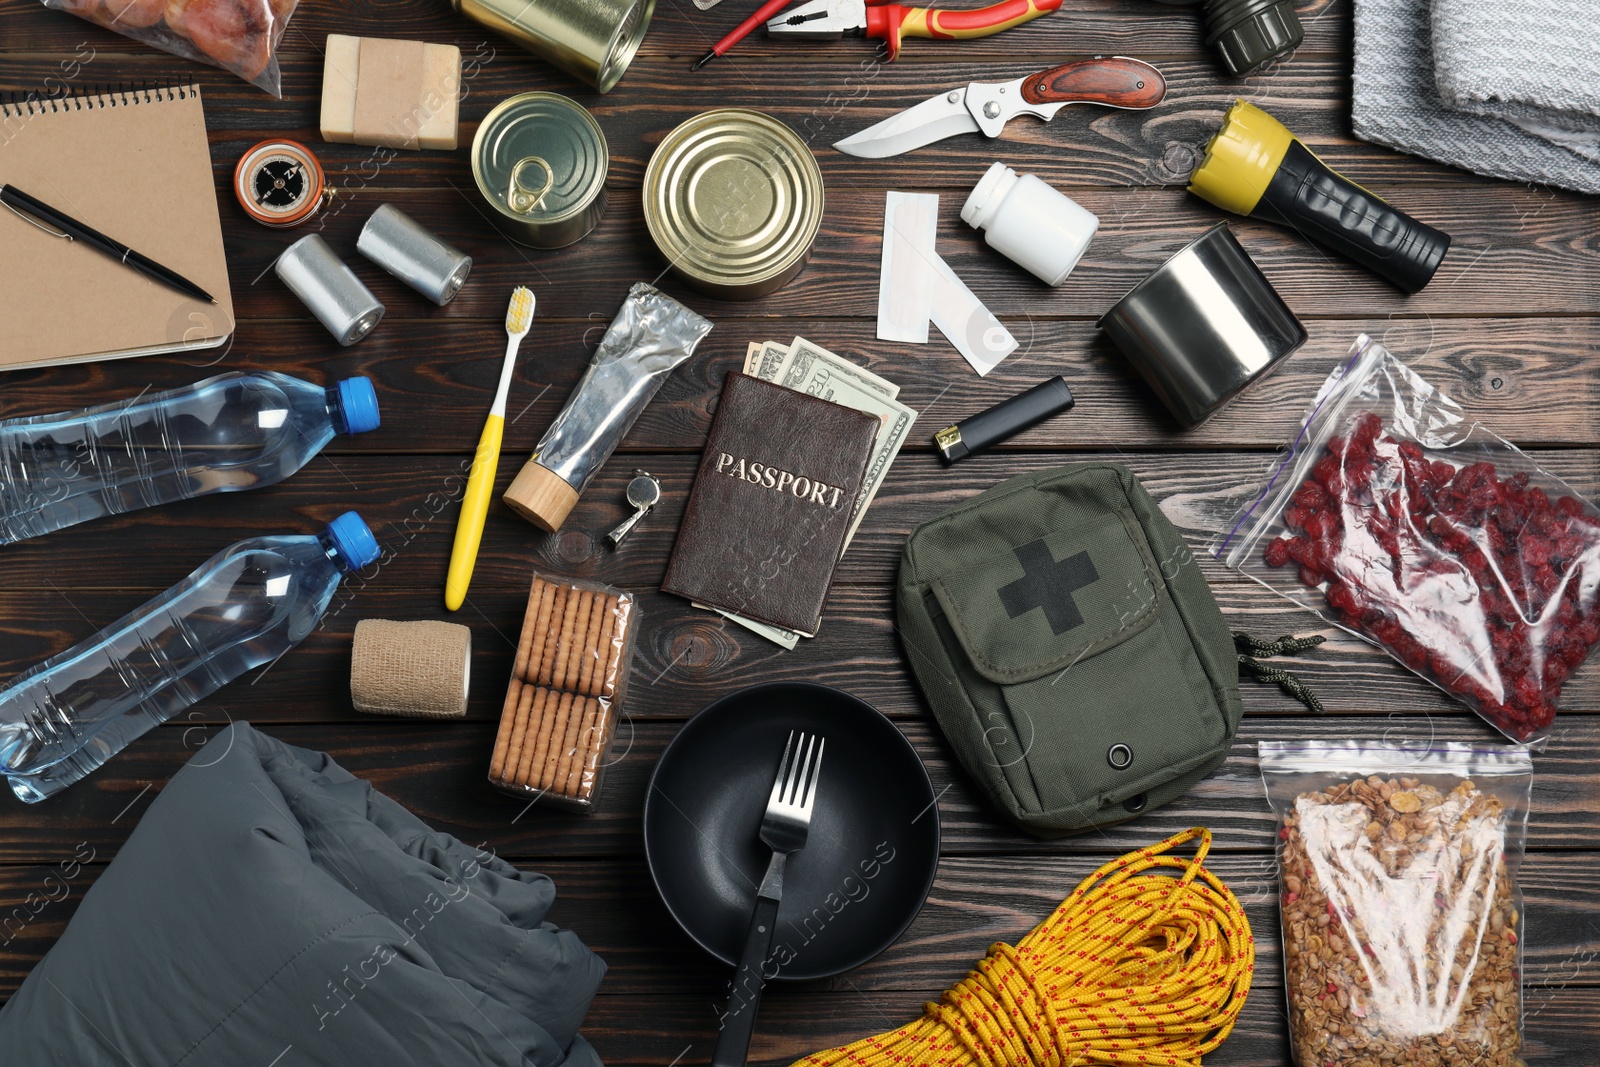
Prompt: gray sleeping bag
<box><xmin>0</xmin><ymin>722</ymin><xmax>606</xmax><ymax>1066</ymax></box>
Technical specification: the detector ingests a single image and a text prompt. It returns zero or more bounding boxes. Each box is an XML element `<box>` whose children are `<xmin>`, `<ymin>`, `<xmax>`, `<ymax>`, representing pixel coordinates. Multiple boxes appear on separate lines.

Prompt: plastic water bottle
<box><xmin>0</xmin><ymin>513</ymin><xmax>382</xmax><ymax>803</ymax></box>
<box><xmin>0</xmin><ymin>371</ymin><xmax>381</xmax><ymax>545</ymax></box>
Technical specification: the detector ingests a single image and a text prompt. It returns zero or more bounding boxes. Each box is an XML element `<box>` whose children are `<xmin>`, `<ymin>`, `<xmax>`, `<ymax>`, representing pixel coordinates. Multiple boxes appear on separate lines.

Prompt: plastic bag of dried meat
<box><xmin>43</xmin><ymin>0</ymin><xmax>298</xmax><ymax>96</ymax></box>
<box><xmin>1214</xmin><ymin>333</ymin><xmax>1600</xmax><ymax>743</ymax></box>
<box><xmin>1260</xmin><ymin>741</ymin><xmax>1531</xmax><ymax>1067</ymax></box>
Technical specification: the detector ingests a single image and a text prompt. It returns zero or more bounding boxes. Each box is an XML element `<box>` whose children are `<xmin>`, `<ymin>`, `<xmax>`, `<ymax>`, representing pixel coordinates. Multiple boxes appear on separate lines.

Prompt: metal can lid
<box><xmin>473</xmin><ymin>92</ymin><xmax>608</xmax><ymax>227</ymax></box>
<box><xmin>644</xmin><ymin>109</ymin><xmax>824</xmax><ymax>290</ymax></box>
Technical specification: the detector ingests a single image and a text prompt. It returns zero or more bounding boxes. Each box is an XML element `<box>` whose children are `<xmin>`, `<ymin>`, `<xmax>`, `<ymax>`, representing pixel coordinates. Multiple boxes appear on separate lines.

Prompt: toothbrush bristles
<box><xmin>506</xmin><ymin>286</ymin><xmax>536</xmax><ymax>335</ymax></box>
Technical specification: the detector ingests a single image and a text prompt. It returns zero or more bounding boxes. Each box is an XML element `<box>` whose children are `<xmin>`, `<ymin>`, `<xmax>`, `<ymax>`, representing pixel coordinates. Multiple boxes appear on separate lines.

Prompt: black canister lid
<box><xmin>1204</xmin><ymin>0</ymin><xmax>1303</xmax><ymax>75</ymax></box>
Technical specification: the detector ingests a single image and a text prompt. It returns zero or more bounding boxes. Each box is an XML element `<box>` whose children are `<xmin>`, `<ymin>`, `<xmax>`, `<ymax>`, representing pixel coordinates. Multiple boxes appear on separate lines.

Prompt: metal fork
<box><xmin>711</xmin><ymin>731</ymin><xmax>825</xmax><ymax>1067</ymax></box>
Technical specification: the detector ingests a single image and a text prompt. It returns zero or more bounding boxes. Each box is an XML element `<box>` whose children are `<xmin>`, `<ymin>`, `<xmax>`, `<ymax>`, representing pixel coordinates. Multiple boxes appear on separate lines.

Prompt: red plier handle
<box><xmin>866</xmin><ymin>0</ymin><xmax>1062</xmax><ymax>60</ymax></box>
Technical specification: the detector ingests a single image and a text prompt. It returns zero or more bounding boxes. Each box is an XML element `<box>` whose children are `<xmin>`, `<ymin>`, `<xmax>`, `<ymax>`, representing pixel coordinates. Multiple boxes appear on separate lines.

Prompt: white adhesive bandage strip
<box><xmin>930</xmin><ymin>256</ymin><xmax>1017</xmax><ymax>376</ymax></box>
<box><xmin>877</xmin><ymin>191</ymin><xmax>939</xmax><ymax>344</ymax></box>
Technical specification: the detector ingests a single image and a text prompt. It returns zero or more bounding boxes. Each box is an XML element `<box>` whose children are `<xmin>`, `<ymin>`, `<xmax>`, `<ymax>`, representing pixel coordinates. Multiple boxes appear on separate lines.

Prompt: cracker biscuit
<box><xmin>567</xmin><ymin>592</ymin><xmax>605</xmax><ymax>692</ymax></box>
<box><xmin>500</xmin><ymin>684</ymin><xmax>539</xmax><ymax>786</ymax></box>
<box><xmin>550</xmin><ymin>589</ymin><xmax>590</xmax><ymax>692</ymax></box>
<box><xmin>552</xmin><ymin>693</ymin><xmax>589</xmax><ymax>795</ymax></box>
<box><xmin>538</xmin><ymin>690</ymin><xmax>575</xmax><ymax>790</ymax></box>
<box><xmin>536</xmin><ymin>585</ymin><xmax>572</xmax><ymax>688</ymax></box>
<box><xmin>524</xmin><ymin>687</ymin><xmax>564</xmax><ymax>789</ymax></box>
<box><xmin>490</xmin><ymin>678</ymin><xmax>524</xmax><ymax>780</ymax></box>
<box><xmin>514</xmin><ymin>579</ymin><xmax>553</xmax><ymax>682</ymax></box>
<box><xmin>564</xmin><ymin>696</ymin><xmax>601</xmax><ymax>797</ymax></box>
<box><xmin>589</xmin><ymin>595</ymin><xmax>620</xmax><ymax>698</ymax></box>
<box><xmin>576</xmin><ymin>699</ymin><xmax>613</xmax><ymax>800</ymax></box>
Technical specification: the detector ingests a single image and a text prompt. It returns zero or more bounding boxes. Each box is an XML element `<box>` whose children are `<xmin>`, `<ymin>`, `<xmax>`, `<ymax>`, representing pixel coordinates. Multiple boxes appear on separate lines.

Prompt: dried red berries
<box><xmin>1263</xmin><ymin>411</ymin><xmax>1600</xmax><ymax>741</ymax></box>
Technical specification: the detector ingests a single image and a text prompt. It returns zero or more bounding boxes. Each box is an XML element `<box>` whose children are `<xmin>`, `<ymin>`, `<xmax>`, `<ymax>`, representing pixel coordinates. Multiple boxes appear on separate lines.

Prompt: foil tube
<box><xmin>535</xmin><ymin>284</ymin><xmax>712</xmax><ymax>494</ymax></box>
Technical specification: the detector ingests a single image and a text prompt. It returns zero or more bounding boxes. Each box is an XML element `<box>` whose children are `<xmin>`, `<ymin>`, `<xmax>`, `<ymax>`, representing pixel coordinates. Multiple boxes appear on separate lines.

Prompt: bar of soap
<box><xmin>320</xmin><ymin>34</ymin><xmax>461</xmax><ymax>151</ymax></box>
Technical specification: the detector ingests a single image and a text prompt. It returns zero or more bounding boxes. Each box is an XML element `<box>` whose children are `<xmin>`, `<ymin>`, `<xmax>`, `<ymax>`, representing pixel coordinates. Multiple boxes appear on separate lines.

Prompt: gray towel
<box><xmin>1352</xmin><ymin>0</ymin><xmax>1600</xmax><ymax>194</ymax></box>
<box><xmin>0</xmin><ymin>723</ymin><xmax>607</xmax><ymax>1066</ymax></box>
<box><xmin>1432</xmin><ymin>0</ymin><xmax>1600</xmax><ymax>160</ymax></box>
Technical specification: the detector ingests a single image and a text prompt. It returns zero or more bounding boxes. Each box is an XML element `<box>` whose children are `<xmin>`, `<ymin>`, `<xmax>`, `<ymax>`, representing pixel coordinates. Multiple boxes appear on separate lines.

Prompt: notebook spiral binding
<box><xmin>0</xmin><ymin>80</ymin><xmax>196</xmax><ymax>118</ymax></box>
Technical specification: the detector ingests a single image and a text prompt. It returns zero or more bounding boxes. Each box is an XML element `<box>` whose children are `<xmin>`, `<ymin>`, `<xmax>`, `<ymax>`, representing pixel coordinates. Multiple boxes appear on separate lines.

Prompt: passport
<box><xmin>661</xmin><ymin>373</ymin><xmax>879</xmax><ymax>638</ymax></box>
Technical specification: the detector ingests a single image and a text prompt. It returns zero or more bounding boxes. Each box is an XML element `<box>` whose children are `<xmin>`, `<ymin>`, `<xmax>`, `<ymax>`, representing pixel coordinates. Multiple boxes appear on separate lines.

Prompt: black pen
<box><xmin>0</xmin><ymin>183</ymin><xmax>216</xmax><ymax>304</ymax></box>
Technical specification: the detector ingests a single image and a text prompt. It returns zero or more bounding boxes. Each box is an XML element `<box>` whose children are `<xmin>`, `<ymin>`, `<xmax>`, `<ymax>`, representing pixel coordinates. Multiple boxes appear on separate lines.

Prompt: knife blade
<box><xmin>833</xmin><ymin>56</ymin><xmax>1165</xmax><ymax>158</ymax></box>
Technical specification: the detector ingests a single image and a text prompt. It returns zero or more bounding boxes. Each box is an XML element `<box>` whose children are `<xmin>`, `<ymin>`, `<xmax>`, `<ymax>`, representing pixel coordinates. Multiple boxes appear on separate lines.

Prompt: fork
<box><xmin>712</xmin><ymin>731</ymin><xmax>825</xmax><ymax>1067</ymax></box>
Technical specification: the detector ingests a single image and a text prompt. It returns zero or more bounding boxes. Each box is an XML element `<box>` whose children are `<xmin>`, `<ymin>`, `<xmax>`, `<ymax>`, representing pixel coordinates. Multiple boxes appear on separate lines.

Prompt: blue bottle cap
<box><xmin>336</xmin><ymin>377</ymin><xmax>381</xmax><ymax>435</ymax></box>
<box><xmin>326</xmin><ymin>511</ymin><xmax>381</xmax><ymax>572</ymax></box>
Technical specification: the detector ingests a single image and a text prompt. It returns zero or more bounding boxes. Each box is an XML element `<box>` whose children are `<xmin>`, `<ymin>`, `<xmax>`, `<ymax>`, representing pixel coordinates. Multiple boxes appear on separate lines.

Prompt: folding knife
<box><xmin>833</xmin><ymin>56</ymin><xmax>1166</xmax><ymax>158</ymax></box>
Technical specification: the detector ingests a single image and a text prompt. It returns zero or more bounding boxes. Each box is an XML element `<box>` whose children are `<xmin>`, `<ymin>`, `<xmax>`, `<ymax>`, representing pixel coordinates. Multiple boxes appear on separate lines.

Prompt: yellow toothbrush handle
<box><xmin>445</xmin><ymin>414</ymin><xmax>505</xmax><ymax>611</ymax></box>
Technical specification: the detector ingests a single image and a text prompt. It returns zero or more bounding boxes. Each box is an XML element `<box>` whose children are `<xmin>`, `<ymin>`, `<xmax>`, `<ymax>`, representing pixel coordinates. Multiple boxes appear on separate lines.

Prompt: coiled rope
<box><xmin>794</xmin><ymin>827</ymin><xmax>1254</xmax><ymax>1067</ymax></box>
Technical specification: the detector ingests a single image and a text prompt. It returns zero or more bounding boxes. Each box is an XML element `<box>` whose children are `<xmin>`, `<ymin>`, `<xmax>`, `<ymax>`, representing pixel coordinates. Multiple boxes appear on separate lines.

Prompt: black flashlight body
<box><xmin>1257</xmin><ymin>140</ymin><xmax>1450</xmax><ymax>294</ymax></box>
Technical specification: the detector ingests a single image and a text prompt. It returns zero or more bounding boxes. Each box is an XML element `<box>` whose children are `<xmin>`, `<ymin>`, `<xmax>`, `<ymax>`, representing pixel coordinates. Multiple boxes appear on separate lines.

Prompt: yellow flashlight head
<box><xmin>1187</xmin><ymin>99</ymin><xmax>1295</xmax><ymax>216</ymax></box>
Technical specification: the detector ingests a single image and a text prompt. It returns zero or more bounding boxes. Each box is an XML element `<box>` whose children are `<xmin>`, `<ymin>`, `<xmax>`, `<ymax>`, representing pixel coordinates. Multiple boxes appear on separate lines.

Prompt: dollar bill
<box><xmin>742</xmin><ymin>342</ymin><xmax>763</xmax><ymax>375</ymax></box>
<box><xmin>751</xmin><ymin>339</ymin><xmax>789</xmax><ymax>381</ymax></box>
<box><xmin>696</xmin><ymin>603</ymin><xmax>802</xmax><ymax>650</ymax></box>
<box><xmin>782</xmin><ymin>336</ymin><xmax>899</xmax><ymax>400</ymax></box>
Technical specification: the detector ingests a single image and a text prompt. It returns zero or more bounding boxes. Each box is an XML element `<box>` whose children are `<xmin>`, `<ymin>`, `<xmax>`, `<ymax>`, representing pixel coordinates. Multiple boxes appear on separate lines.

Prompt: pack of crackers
<box><xmin>488</xmin><ymin>573</ymin><xmax>638</xmax><ymax>811</ymax></box>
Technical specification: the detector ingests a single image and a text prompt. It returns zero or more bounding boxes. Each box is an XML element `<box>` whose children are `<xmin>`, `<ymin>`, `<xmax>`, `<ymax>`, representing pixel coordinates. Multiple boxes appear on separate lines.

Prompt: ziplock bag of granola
<box><xmin>1260</xmin><ymin>741</ymin><xmax>1531</xmax><ymax>1067</ymax></box>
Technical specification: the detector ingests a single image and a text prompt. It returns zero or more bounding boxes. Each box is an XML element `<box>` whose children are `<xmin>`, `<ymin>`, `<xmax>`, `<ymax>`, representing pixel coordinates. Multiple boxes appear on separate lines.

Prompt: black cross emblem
<box><xmin>997</xmin><ymin>541</ymin><xmax>1100</xmax><ymax>635</ymax></box>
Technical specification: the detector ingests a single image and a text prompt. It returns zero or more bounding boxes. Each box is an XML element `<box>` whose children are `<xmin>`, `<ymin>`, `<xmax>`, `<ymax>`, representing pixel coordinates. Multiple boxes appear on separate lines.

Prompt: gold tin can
<box><xmin>472</xmin><ymin>92</ymin><xmax>608</xmax><ymax>250</ymax></box>
<box><xmin>451</xmin><ymin>0</ymin><xmax>653</xmax><ymax>94</ymax></box>
<box><xmin>644</xmin><ymin>109</ymin><xmax>824</xmax><ymax>301</ymax></box>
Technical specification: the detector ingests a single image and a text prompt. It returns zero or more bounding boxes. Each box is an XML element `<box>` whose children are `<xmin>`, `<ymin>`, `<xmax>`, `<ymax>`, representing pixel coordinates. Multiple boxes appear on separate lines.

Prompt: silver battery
<box><xmin>356</xmin><ymin>204</ymin><xmax>473</xmax><ymax>306</ymax></box>
<box><xmin>274</xmin><ymin>234</ymin><xmax>385</xmax><ymax>346</ymax></box>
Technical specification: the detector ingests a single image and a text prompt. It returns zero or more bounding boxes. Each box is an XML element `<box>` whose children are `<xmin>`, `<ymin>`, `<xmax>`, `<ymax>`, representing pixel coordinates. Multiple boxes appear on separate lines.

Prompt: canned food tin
<box><xmin>472</xmin><ymin>92</ymin><xmax>608</xmax><ymax>250</ymax></box>
<box><xmin>451</xmin><ymin>0</ymin><xmax>653</xmax><ymax>94</ymax></box>
<box><xmin>644</xmin><ymin>109</ymin><xmax>824</xmax><ymax>301</ymax></box>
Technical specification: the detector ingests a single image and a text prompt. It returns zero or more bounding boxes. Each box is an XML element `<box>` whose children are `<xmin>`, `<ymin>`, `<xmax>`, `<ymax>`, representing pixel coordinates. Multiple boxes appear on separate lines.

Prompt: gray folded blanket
<box><xmin>1352</xmin><ymin>0</ymin><xmax>1600</xmax><ymax>193</ymax></box>
<box><xmin>0</xmin><ymin>722</ymin><xmax>607</xmax><ymax>1066</ymax></box>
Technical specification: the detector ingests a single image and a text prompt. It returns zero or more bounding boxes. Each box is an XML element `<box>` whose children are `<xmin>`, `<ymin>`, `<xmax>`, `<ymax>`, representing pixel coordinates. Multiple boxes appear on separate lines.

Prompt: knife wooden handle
<box><xmin>1020</xmin><ymin>57</ymin><xmax>1166</xmax><ymax>109</ymax></box>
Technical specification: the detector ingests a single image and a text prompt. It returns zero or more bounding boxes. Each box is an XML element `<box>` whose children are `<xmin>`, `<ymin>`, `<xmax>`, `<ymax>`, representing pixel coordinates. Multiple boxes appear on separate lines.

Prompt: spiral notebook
<box><xmin>0</xmin><ymin>85</ymin><xmax>234</xmax><ymax>371</ymax></box>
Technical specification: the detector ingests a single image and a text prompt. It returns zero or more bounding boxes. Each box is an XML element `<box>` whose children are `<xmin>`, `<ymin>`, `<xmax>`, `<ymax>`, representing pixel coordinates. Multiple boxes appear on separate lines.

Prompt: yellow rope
<box><xmin>794</xmin><ymin>827</ymin><xmax>1254</xmax><ymax>1067</ymax></box>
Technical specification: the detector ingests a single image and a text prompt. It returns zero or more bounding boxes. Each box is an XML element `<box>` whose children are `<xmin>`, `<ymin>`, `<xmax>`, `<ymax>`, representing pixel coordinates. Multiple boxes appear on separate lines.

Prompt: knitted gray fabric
<box><xmin>1431</xmin><ymin>0</ymin><xmax>1600</xmax><ymax>157</ymax></box>
<box><xmin>1352</xmin><ymin>0</ymin><xmax>1600</xmax><ymax>194</ymax></box>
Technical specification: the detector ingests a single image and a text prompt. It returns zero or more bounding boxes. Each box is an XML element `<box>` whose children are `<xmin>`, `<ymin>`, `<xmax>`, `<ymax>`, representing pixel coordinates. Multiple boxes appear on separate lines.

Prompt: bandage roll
<box><xmin>351</xmin><ymin>619</ymin><xmax>471</xmax><ymax>718</ymax></box>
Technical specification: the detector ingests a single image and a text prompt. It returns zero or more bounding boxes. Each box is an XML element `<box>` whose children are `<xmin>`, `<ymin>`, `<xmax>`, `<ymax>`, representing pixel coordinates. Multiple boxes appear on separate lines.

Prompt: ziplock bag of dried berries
<box><xmin>44</xmin><ymin>0</ymin><xmax>299</xmax><ymax>96</ymax></box>
<box><xmin>1215</xmin><ymin>334</ymin><xmax>1600</xmax><ymax>742</ymax></box>
<box><xmin>1260</xmin><ymin>741</ymin><xmax>1531</xmax><ymax>1067</ymax></box>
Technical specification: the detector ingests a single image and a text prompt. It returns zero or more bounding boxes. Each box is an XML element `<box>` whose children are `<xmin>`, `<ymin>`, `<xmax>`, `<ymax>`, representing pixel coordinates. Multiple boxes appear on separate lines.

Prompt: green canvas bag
<box><xmin>897</xmin><ymin>463</ymin><xmax>1310</xmax><ymax>838</ymax></box>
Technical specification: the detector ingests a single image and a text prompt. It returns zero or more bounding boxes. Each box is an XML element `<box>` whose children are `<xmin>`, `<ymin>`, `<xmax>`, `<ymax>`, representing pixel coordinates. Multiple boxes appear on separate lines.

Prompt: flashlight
<box><xmin>1188</xmin><ymin>100</ymin><xmax>1451</xmax><ymax>293</ymax></box>
<box><xmin>1150</xmin><ymin>0</ymin><xmax>1302</xmax><ymax>75</ymax></box>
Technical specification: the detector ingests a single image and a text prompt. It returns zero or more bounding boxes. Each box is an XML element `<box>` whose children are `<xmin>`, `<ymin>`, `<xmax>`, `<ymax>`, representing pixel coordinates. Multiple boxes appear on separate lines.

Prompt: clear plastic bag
<box><xmin>487</xmin><ymin>572</ymin><xmax>639</xmax><ymax>813</ymax></box>
<box><xmin>1215</xmin><ymin>334</ymin><xmax>1600</xmax><ymax>743</ymax></box>
<box><xmin>1260</xmin><ymin>741</ymin><xmax>1531</xmax><ymax>1067</ymax></box>
<box><xmin>45</xmin><ymin>0</ymin><xmax>299</xmax><ymax>96</ymax></box>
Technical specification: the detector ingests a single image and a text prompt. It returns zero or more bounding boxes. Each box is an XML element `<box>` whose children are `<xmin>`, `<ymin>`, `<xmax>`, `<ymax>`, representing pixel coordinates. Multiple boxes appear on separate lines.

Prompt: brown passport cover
<box><xmin>661</xmin><ymin>373</ymin><xmax>879</xmax><ymax>637</ymax></box>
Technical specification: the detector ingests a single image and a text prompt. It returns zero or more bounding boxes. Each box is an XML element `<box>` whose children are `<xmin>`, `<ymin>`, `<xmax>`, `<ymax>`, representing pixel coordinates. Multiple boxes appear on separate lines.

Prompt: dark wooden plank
<box><xmin>1</xmin><ymin>317</ymin><xmax>1594</xmax><ymax>452</ymax></box>
<box><xmin>0</xmin><ymin>0</ymin><xmax>1349</xmax><ymax>66</ymax></box>
<box><xmin>2</xmin><ymin>848</ymin><xmax>1594</xmax><ymax>999</ymax></box>
<box><xmin>0</xmin><ymin>717</ymin><xmax>1591</xmax><ymax>863</ymax></box>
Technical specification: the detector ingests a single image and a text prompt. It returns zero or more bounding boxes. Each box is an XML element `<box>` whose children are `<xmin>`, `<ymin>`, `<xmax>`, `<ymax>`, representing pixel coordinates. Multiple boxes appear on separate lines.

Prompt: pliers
<box><xmin>767</xmin><ymin>0</ymin><xmax>1062</xmax><ymax>60</ymax></box>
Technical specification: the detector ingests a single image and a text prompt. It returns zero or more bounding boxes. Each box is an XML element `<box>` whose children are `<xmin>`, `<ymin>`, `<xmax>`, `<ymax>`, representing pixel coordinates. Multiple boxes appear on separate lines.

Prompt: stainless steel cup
<box><xmin>1097</xmin><ymin>222</ymin><xmax>1305</xmax><ymax>428</ymax></box>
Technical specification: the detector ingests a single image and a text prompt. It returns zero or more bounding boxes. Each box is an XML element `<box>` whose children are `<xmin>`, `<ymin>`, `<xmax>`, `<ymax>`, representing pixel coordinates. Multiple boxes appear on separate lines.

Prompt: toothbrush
<box><xmin>446</xmin><ymin>286</ymin><xmax>535</xmax><ymax>612</ymax></box>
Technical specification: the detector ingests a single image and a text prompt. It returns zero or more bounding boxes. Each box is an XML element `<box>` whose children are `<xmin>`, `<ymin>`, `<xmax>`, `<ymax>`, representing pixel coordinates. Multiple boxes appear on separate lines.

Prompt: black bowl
<box><xmin>643</xmin><ymin>682</ymin><xmax>940</xmax><ymax>981</ymax></box>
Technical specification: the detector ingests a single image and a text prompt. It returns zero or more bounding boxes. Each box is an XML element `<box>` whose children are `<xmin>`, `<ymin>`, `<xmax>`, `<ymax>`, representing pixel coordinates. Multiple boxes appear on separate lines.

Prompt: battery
<box><xmin>472</xmin><ymin>92</ymin><xmax>608</xmax><ymax>250</ymax></box>
<box><xmin>643</xmin><ymin>109</ymin><xmax>824</xmax><ymax>301</ymax></box>
<box><xmin>274</xmin><ymin>234</ymin><xmax>385</xmax><ymax>347</ymax></box>
<box><xmin>357</xmin><ymin>204</ymin><xmax>473</xmax><ymax>306</ymax></box>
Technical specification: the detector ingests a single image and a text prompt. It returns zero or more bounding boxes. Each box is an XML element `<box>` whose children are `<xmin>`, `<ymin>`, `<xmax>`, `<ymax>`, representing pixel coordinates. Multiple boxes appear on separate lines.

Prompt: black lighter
<box><xmin>933</xmin><ymin>376</ymin><xmax>1075</xmax><ymax>463</ymax></box>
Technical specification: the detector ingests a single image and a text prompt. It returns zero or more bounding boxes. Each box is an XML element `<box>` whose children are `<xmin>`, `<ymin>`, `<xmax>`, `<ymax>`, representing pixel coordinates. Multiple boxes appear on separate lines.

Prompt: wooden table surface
<box><xmin>4</xmin><ymin>0</ymin><xmax>1599</xmax><ymax>1062</ymax></box>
